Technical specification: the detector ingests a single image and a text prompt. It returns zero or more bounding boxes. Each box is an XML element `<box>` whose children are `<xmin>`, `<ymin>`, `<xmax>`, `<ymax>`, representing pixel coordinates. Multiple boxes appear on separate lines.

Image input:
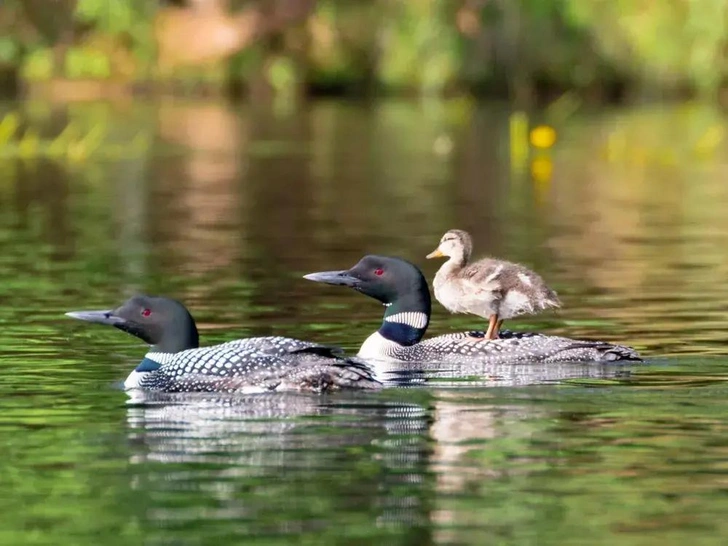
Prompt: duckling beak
<box><xmin>426</xmin><ymin>248</ymin><xmax>444</xmax><ymax>259</ymax></box>
<box><xmin>65</xmin><ymin>309</ymin><xmax>125</xmax><ymax>326</ymax></box>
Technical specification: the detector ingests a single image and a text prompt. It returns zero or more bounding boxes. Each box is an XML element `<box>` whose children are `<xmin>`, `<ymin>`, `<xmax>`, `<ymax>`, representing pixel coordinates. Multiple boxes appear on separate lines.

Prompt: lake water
<box><xmin>1</xmin><ymin>99</ymin><xmax>728</xmax><ymax>545</ymax></box>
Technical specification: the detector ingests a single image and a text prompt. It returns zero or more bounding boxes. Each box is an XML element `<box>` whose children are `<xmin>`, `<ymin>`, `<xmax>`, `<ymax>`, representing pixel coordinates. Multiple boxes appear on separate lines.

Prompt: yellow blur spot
<box><xmin>694</xmin><ymin>125</ymin><xmax>724</xmax><ymax>156</ymax></box>
<box><xmin>17</xmin><ymin>129</ymin><xmax>39</xmax><ymax>158</ymax></box>
<box><xmin>509</xmin><ymin>111</ymin><xmax>529</xmax><ymax>174</ymax></box>
<box><xmin>531</xmin><ymin>156</ymin><xmax>552</xmax><ymax>207</ymax></box>
<box><xmin>530</xmin><ymin>156</ymin><xmax>553</xmax><ymax>183</ymax></box>
<box><xmin>530</xmin><ymin>125</ymin><xmax>557</xmax><ymax>149</ymax></box>
<box><xmin>603</xmin><ymin>130</ymin><xmax>627</xmax><ymax>162</ymax></box>
<box><xmin>0</xmin><ymin>113</ymin><xmax>19</xmax><ymax>146</ymax></box>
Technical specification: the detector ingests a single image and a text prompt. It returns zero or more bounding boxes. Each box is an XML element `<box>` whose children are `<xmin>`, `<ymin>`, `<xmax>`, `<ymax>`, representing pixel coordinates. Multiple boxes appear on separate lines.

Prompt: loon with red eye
<box><xmin>303</xmin><ymin>254</ymin><xmax>641</xmax><ymax>363</ymax></box>
<box><xmin>64</xmin><ymin>294</ymin><xmax>380</xmax><ymax>394</ymax></box>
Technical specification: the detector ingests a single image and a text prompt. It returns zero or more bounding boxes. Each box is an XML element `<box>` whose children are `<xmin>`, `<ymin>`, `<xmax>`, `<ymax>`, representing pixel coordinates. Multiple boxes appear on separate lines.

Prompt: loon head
<box><xmin>304</xmin><ymin>255</ymin><xmax>429</xmax><ymax>306</ymax></box>
<box><xmin>304</xmin><ymin>255</ymin><xmax>432</xmax><ymax>345</ymax></box>
<box><xmin>65</xmin><ymin>295</ymin><xmax>200</xmax><ymax>354</ymax></box>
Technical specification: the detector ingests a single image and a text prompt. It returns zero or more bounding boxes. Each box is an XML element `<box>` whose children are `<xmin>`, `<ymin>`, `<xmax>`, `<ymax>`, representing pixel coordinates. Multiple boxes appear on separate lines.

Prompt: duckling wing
<box><xmin>456</xmin><ymin>259</ymin><xmax>507</xmax><ymax>302</ymax></box>
<box><xmin>502</xmin><ymin>268</ymin><xmax>561</xmax><ymax>308</ymax></box>
<box><xmin>463</xmin><ymin>260</ymin><xmax>561</xmax><ymax>313</ymax></box>
<box><xmin>460</xmin><ymin>258</ymin><xmax>503</xmax><ymax>284</ymax></box>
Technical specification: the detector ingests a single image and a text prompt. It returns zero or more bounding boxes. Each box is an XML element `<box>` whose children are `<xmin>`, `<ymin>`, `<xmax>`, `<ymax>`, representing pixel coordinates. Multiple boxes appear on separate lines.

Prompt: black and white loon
<box><xmin>303</xmin><ymin>255</ymin><xmax>641</xmax><ymax>363</ymax></box>
<box><xmin>66</xmin><ymin>295</ymin><xmax>380</xmax><ymax>394</ymax></box>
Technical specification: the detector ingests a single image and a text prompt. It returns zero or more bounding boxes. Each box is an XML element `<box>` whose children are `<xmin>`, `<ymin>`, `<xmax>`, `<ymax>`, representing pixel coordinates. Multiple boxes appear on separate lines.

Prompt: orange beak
<box><xmin>426</xmin><ymin>248</ymin><xmax>444</xmax><ymax>259</ymax></box>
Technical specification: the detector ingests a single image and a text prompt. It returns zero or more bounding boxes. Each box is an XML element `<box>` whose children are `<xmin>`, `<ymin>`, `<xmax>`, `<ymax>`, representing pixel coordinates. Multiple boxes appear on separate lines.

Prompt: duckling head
<box><xmin>426</xmin><ymin>229</ymin><xmax>472</xmax><ymax>263</ymax></box>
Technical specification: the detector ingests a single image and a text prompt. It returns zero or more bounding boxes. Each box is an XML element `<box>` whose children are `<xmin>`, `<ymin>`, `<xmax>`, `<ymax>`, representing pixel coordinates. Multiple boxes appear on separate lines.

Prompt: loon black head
<box><xmin>65</xmin><ymin>295</ymin><xmax>199</xmax><ymax>354</ymax></box>
<box><xmin>303</xmin><ymin>255</ymin><xmax>431</xmax><ymax>346</ymax></box>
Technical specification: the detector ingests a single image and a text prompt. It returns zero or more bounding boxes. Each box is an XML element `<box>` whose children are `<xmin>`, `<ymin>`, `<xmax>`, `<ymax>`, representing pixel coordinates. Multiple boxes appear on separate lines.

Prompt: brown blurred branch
<box><xmin>155</xmin><ymin>0</ymin><xmax>316</xmax><ymax>72</ymax></box>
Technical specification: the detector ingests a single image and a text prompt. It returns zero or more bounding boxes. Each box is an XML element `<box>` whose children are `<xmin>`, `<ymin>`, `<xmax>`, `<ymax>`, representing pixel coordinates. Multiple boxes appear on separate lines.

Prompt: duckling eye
<box><xmin>141</xmin><ymin>308</ymin><xmax>152</xmax><ymax>317</ymax></box>
<box><xmin>374</xmin><ymin>268</ymin><xmax>384</xmax><ymax>276</ymax></box>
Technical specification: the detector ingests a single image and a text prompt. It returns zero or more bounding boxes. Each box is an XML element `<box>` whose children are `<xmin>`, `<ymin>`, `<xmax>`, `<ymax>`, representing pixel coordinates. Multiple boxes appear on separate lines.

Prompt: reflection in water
<box><xmin>547</xmin><ymin>143</ymin><xmax>728</xmax><ymax>354</ymax></box>
<box><xmin>126</xmin><ymin>393</ymin><xmax>329</xmax><ymax>463</ymax></box>
<box><xmin>428</xmin><ymin>394</ymin><xmax>542</xmax><ymax>544</ymax></box>
<box><xmin>370</xmin><ymin>359</ymin><xmax>632</xmax><ymax>388</ymax></box>
<box><xmin>125</xmin><ymin>393</ymin><xmax>437</xmax><ymax>534</ymax></box>
<box><xmin>114</xmin><ymin>156</ymin><xmax>148</xmax><ymax>293</ymax></box>
<box><xmin>119</xmin><ymin>378</ymin><xmax>728</xmax><ymax>543</ymax></box>
<box><xmin>5</xmin><ymin>100</ymin><xmax>728</xmax><ymax>544</ymax></box>
<box><xmin>153</xmin><ymin>101</ymin><xmax>246</xmax><ymax>280</ymax></box>
<box><xmin>124</xmin><ymin>388</ymin><xmax>559</xmax><ymax>538</ymax></box>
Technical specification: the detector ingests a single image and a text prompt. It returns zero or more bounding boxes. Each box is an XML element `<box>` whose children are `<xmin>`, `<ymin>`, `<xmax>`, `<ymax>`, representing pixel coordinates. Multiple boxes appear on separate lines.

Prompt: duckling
<box><xmin>426</xmin><ymin>229</ymin><xmax>561</xmax><ymax>339</ymax></box>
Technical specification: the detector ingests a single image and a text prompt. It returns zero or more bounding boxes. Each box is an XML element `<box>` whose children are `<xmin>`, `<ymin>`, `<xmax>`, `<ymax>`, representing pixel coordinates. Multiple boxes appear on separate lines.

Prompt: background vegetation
<box><xmin>1</xmin><ymin>0</ymin><xmax>727</xmax><ymax>103</ymax></box>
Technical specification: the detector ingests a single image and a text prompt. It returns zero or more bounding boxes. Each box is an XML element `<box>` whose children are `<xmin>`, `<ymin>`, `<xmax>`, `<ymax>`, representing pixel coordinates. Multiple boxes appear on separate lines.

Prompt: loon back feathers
<box><xmin>409</xmin><ymin>331</ymin><xmax>640</xmax><ymax>363</ymax></box>
<box><xmin>358</xmin><ymin>330</ymin><xmax>640</xmax><ymax>363</ymax></box>
<box><xmin>222</xmin><ymin>336</ymin><xmax>327</xmax><ymax>357</ymax></box>
<box><xmin>137</xmin><ymin>339</ymin><xmax>378</xmax><ymax>393</ymax></box>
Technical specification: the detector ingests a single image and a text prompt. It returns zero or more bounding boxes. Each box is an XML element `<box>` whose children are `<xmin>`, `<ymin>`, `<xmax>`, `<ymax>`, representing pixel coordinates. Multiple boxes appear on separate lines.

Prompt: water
<box><xmin>1</xmin><ymin>99</ymin><xmax>728</xmax><ymax>545</ymax></box>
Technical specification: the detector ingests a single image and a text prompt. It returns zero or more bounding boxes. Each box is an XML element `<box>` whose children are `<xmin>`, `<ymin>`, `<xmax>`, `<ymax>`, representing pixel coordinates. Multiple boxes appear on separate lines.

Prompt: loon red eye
<box><xmin>374</xmin><ymin>268</ymin><xmax>384</xmax><ymax>276</ymax></box>
<box><xmin>141</xmin><ymin>308</ymin><xmax>152</xmax><ymax>317</ymax></box>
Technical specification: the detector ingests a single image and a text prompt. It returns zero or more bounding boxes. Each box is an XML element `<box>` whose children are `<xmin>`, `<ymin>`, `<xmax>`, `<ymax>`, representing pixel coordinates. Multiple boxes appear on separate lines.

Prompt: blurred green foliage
<box><xmin>0</xmin><ymin>107</ymin><xmax>152</xmax><ymax>161</ymax></box>
<box><xmin>1</xmin><ymin>0</ymin><xmax>728</xmax><ymax>100</ymax></box>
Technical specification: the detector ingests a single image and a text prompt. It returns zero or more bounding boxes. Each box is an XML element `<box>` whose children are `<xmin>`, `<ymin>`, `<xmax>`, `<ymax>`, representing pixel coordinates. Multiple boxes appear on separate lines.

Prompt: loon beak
<box><xmin>65</xmin><ymin>309</ymin><xmax>126</xmax><ymax>326</ymax></box>
<box><xmin>303</xmin><ymin>270</ymin><xmax>361</xmax><ymax>287</ymax></box>
<box><xmin>426</xmin><ymin>248</ymin><xmax>444</xmax><ymax>259</ymax></box>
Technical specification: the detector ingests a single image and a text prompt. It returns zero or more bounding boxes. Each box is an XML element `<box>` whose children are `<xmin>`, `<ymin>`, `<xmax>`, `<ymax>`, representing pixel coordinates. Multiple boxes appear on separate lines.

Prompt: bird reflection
<box><xmin>122</xmin><ymin>356</ymin><xmax>633</xmax><ymax>538</ymax></box>
<box><xmin>370</xmin><ymin>359</ymin><xmax>632</xmax><ymax>388</ymax></box>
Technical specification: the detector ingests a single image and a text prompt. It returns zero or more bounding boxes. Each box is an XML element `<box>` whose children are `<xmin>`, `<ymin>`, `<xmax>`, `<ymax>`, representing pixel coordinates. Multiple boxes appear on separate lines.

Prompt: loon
<box><xmin>65</xmin><ymin>295</ymin><xmax>380</xmax><ymax>394</ymax></box>
<box><xmin>304</xmin><ymin>255</ymin><xmax>641</xmax><ymax>363</ymax></box>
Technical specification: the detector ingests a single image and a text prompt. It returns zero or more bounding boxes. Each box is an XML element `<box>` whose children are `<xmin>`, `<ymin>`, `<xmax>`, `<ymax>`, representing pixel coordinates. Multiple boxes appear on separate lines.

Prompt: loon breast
<box><xmin>358</xmin><ymin>332</ymin><xmax>403</xmax><ymax>360</ymax></box>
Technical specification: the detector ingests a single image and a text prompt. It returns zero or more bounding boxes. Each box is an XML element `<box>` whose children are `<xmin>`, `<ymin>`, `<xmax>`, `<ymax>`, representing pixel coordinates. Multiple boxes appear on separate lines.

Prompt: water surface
<box><xmin>1</xmin><ymin>100</ymin><xmax>728</xmax><ymax>545</ymax></box>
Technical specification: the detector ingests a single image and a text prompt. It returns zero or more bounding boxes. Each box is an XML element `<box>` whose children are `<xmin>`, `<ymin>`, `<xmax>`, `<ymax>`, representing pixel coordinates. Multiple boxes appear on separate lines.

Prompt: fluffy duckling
<box><xmin>426</xmin><ymin>229</ymin><xmax>561</xmax><ymax>339</ymax></box>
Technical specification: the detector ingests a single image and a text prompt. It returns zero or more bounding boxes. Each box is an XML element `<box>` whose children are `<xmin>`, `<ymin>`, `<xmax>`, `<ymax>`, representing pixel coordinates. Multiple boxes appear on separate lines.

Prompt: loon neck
<box><xmin>135</xmin><ymin>355</ymin><xmax>163</xmax><ymax>372</ymax></box>
<box><xmin>378</xmin><ymin>293</ymin><xmax>431</xmax><ymax>347</ymax></box>
<box><xmin>134</xmin><ymin>322</ymin><xmax>199</xmax><ymax>373</ymax></box>
<box><xmin>150</xmin><ymin>316</ymin><xmax>200</xmax><ymax>354</ymax></box>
